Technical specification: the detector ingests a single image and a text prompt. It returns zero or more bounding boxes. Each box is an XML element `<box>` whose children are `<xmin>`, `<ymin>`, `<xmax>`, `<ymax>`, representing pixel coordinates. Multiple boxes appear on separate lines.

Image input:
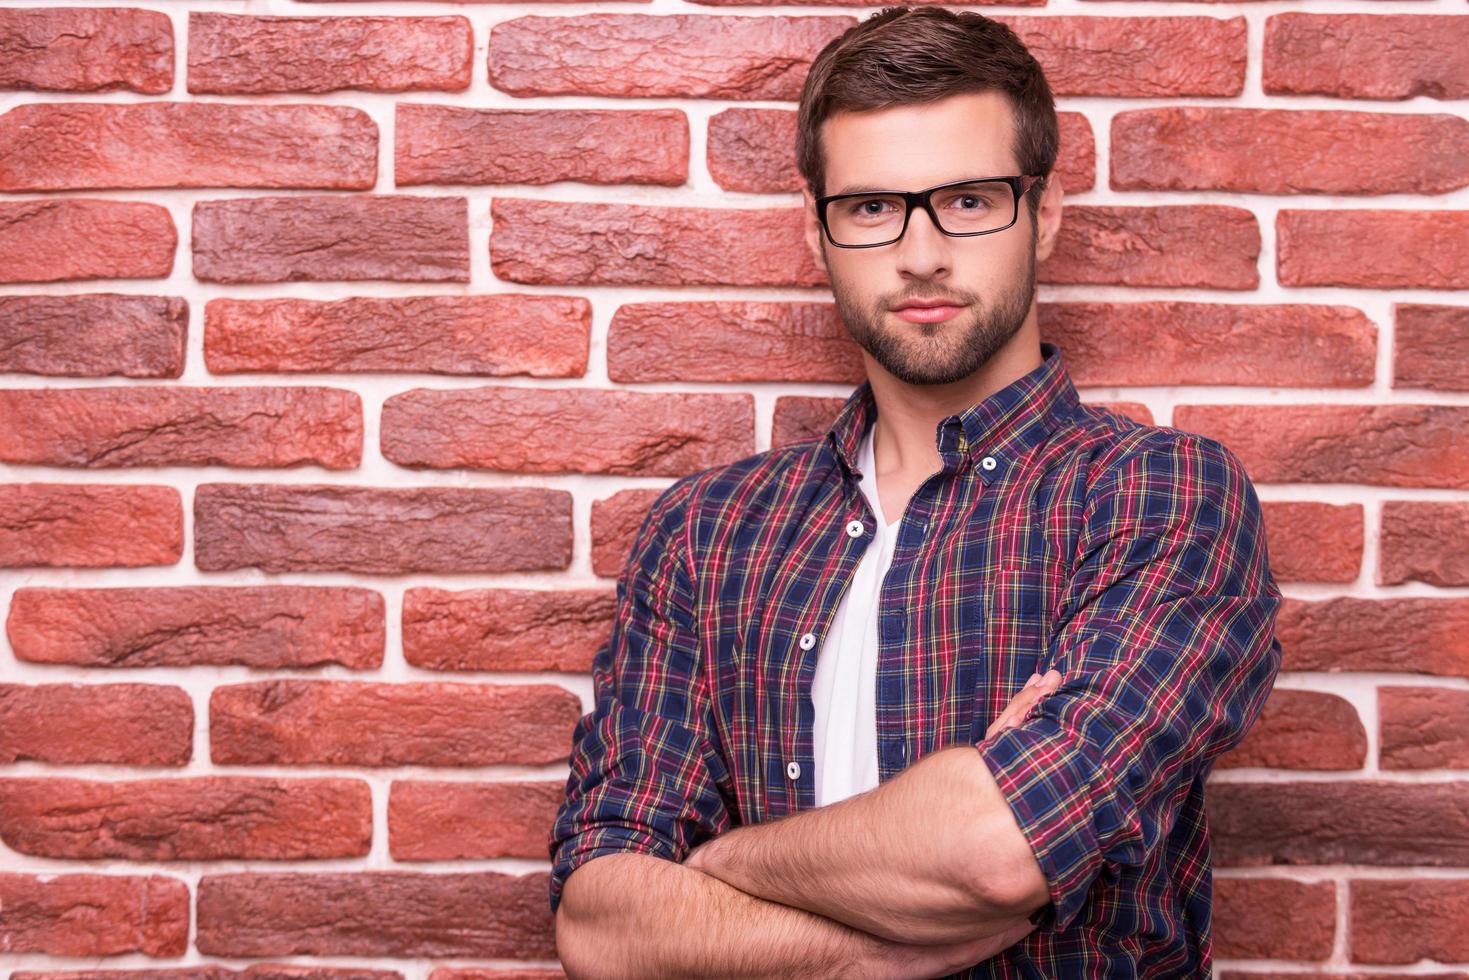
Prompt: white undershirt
<box><xmin>812</xmin><ymin>420</ymin><xmax>898</xmax><ymax>807</ymax></box>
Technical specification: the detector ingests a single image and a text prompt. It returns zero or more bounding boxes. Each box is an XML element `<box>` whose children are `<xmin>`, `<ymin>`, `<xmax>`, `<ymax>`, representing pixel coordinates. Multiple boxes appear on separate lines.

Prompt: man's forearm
<box><xmin>555</xmin><ymin>851</ymin><xmax>885</xmax><ymax>980</ymax></box>
<box><xmin>557</xmin><ymin>850</ymin><xmax>1037</xmax><ymax>980</ymax></box>
<box><xmin>684</xmin><ymin>744</ymin><xmax>1050</xmax><ymax>945</ymax></box>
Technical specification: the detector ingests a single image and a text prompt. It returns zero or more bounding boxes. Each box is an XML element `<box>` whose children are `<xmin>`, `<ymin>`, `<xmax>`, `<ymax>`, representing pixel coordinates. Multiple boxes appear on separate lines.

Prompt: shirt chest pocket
<box><xmin>983</xmin><ymin>566</ymin><xmax>1051</xmax><ymax>672</ymax></box>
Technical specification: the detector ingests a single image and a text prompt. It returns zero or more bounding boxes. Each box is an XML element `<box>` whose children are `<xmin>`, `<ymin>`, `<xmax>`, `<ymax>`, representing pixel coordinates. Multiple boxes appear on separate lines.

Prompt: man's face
<box><xmin>803</xmin><ymin>91</ymin><xmax>1061</xmax><ymax>387</ymax></box>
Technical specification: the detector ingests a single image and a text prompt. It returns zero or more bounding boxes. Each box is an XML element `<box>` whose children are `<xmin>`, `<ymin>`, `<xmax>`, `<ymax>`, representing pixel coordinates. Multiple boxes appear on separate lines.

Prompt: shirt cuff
<box><xmin>549</xmin><ymin>823</ymin><xmax>679</xmax><ymax>916</ymax></box>
<box><xmin>977</xmin><ymin>719</ymin><xmax>1119</xmax><ymax>933</ymax></box>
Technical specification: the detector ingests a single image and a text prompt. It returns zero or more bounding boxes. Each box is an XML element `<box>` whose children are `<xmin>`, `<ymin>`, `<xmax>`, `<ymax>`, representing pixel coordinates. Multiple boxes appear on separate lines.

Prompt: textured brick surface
<box><xmin>0</xmin><ymin>386</ymin><xmax>362</xmax><ymax>469</ymax></box>
<box><xmin>196</xmin><ymin>871</ymin><xmax>555</xmax><ymax>958</ymax></box>
<box><xmin>205</xmin><ymin>295</ymin><xmax>590</xmax><ymax>377</ymax></box>
<box><xmin>1264</xmin><ymin>14</ymin><xmax>1469</xmax><ymax>100</ymax></box>
<box><xmin>0</xmin><ymin>102</ymin><xmax>377</xmax><ymax>191</ymax></box>
<box><xmin>1379</xmin><ymin>687</ymin><xmax>1469</xmax><ymax>770</ymax></box>
<box><xmin>1212</xmin><ymin>689</ymin><xmax>1365</xmax><ymax>770</ymax></box>
<box><xmin>0</xmin><ymin>683</ymin><xmax>192</xmax><ymax>766</ymax></box>
<box><xmin>1351</xmin><ymin>879</ymin><xmax>1469</xmax><ymax>964</ymax></box>
<box><xmin>591</xmin><ymin>488</ymin><xmax>664</xmax><ymax>579</ymax></box>
<box><xmin>1213</xmin><ymin>877</ymin><xmax>1335</xmax><ymax>960</ymax></box>
<box><xmin>1276</xmin><ymin>597</ymin><xmax>1469</xmax><ymax>677</ymax></box>
<box><xmin>0</xmin><ymin>293</ymin><xmax>187</xmax><ymax>377</ymax></box>
<box><xmin>0</xmin><ymin>777</ymin><xmax>372</xmax><ymax>860</ymax></box>
<box><xmin>389</xmin><ymin>780</ymin><xmax>564</xmax><ymax>860</ymax></box>
<box><xmin>0</xmin><ymin>872</ymin><xmax>189</xmax><ymax>956</ymax></box>
<box><xmin>188</xmin><ymin>12</ymin><xmax>472</xmax><ymax>94</ymax></box>
<box><xmin>397</xmin><ymin>105</ymin><xmax>687</xmax><ymax>186</ymax></box>
<box><xmin>1040</xmin><ymin>302</ymin><xmax>1374</xmax><ymax>387</ymax></box>
<box><xmin>210</xmin><ymin>680</ymin><xmax>582</xmax><ymax>767</ymax></box>
<box><xmin>1259</xmin><ymin>501</ymin><xmax>1363</xmax><ymax>584</ymax></box>
<box><xmin>1111</xmin><ymin>107</ymin><xmax>1469</xmax><ymax>195</ymax></box>
<box><xmin>1039</xmin><ymin>206</ymin><xmax>1260</xmax><ymax>289</ymax></box>
<box><xmin>194</xmin><ymin>484</ymin><xmax>572</xmax><ymax>575</ymax></box>
<box><xmin>0</xmin><ymin>7</ymin><xmax>173</xmax><ymax>93</ymax></box>
<box><xmin>381</xmin><ymin>386</ymin><xmax>756</xmax><ymax>476</ymax></box>
<box><xmin>1278</xmin><ymin>210</ymin><xmax>1469</xmax><ymax>289</ymax></box>
<box><xmin>8</xmin><ymin>586</ymin><xmax>384</xmax><ymax>669</ymax></box>
<box><xmin>0</xmin><ymin>199</ymin><xmax>175</xmax><ymax>283</ymax></box>
<box><xmin>403</xmin><ymin>587</ymin><xmax>614</xmax><ymax>673</ymax></box>
<box><xmin>0</xmin><ymin>483</ymin><xmax>182</xmax><ymax>568</ymax></box>
<box><xmin>1394</xmin><ymin>304</ymin><xmax>1469</xmax><ymax>391</ymax></box>
<box><xmin>193</xmin><ymin>195</ymin><xmax>469</xmax><ymax>284</ymax></box>
<box><xmin>1379</xmin><ymin>501</ymin><xmax>1469</xmax><ymax>587</ymax></box>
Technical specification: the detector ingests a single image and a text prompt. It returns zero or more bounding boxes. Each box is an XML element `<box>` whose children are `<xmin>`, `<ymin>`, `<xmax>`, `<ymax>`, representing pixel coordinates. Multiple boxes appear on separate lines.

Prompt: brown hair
<box><xmin>796</xmin><ymin>6</ymin><xmax>1058</xmax><ymax>220</ymax></box>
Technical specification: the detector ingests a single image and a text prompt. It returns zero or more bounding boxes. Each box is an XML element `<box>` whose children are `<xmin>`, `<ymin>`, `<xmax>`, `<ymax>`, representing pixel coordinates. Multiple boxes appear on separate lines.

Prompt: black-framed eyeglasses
<box><xmin>815</xmin><ymin>174</ymin><xmax>1045</xmax><ymax>248</ymax></box>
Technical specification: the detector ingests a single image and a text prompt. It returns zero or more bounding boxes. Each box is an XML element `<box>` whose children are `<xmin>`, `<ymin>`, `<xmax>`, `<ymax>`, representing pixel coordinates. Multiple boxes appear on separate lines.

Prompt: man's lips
<box><xmin>893</xmin><ymin>300</ymin><xmax>966</xmax><ymax>323</ymax></box>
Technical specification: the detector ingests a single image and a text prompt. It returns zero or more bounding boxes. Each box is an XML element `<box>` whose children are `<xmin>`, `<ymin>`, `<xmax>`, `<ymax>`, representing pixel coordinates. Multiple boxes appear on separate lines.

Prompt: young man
<box><xmin>550</xmin><ymin>7</ymin><xmax>1283</xmax><ymax>977</ymax></box>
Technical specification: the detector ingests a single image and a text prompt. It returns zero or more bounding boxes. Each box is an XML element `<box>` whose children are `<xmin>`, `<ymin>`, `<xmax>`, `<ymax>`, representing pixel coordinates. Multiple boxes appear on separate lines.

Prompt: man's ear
<box><xmin>1033</xmin><ymin>173</ymin><xmax>1064</xmax><ymax>263</ymax></box>
<box><xmin>802</xmin><ymin>183</ymin><xmax>829</xmax><ymax>274</ymax></box>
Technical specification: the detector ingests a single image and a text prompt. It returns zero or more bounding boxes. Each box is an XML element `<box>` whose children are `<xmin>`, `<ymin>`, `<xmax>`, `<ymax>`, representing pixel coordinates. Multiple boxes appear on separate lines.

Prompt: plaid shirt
<box><xmin>549</xmin><ymin>340</ymin><xmax>1283</xmax><ymax>978</ymax></box>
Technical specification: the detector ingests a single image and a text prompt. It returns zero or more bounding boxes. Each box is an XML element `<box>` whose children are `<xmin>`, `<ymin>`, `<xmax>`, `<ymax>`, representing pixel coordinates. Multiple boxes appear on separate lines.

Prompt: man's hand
<box><xmin>986</xmin><ymin>669</ymin><xmax>1062</xmax><ymax>740</ymax></box>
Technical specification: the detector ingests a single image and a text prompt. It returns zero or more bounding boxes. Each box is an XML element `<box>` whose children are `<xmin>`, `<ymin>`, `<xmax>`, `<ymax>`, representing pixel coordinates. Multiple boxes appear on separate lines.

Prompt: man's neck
<box><xmin>868</xmin><ymin>336</ymin><xmax>1043</xmax><ymax>480</ymax></box>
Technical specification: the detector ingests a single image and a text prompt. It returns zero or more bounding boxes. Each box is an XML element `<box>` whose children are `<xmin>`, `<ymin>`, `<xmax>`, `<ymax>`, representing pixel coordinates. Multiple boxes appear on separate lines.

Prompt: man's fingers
<box><xmin>986</xmin><ymin>670</ymin><xmax>1064</xmax><ymax>739</ymax></box>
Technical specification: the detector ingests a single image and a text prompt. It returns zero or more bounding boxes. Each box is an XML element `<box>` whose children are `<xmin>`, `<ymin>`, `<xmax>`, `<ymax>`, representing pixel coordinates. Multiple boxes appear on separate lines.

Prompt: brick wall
<box><xmin>0</xmin><ymin>0</ymin><xmax>1466</xmax><ymax>975</ymax></box>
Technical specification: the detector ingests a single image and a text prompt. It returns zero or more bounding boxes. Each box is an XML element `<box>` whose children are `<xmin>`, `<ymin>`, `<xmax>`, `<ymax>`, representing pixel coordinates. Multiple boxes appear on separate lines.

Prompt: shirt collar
<box><xmin>823</xmin><ymin>341</ymin><xmax>1081</xmax><ymax>486</ymax></box>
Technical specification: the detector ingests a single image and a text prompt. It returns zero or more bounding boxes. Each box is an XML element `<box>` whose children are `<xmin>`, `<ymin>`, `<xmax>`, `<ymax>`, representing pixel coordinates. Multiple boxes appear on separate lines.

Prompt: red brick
<box><xmin>1040</xmin><ymin>206</ymin><xmax>1259</xmax><ymax>289</ymax></box>
<box><xmin>0</xmin><ymin>483</ymin><xmax>181</xmax><ymax>567</ymax></box>
<box><xmin>1260</xmin><ymin>501</ymin><xmax>1363</xmax><ymax>584</ymax></box>
<box><xmin>608</xmin><ymin>301</ymin><xmax>864</xmax><ymax>383</ymax></box>
<box><xmin>0</xmin><ymin>7</ymin><xmax>172</xmax><ymax>93</ymax></box>
<box><xmin>0</xmin><ymin>386</ymin><xmax>361</xmax><ymax>468</ymax></box>
<box><xmin>206</xmin><ymin>294</ymin><xmax>589</xmax><ymax>378</ymax></box>
<box><xmin>773</xmin><ymin>395</ymin><xmax>847</xmax><ymax>449</ymax></box>
<box><xmin>8</xmin><ymin>586</ymin><xmax>384</xmax><ymax>670</ymax></box>
<box><xmin>195</xmin><ymin>484</ymin><xmax>571</xmax><ymax>575</ymax></box>
<box><xmin>210</xmin><ymin>680</ymin><xmax>581</xmax><ymax>767</ymax></box>
<box><xmin>193</xmin><ymin>195</ymin><xmax>468</xmax><ymax>284</ymax></box>
<box><xmin>1394</xmin><ymin>303</ymin><xmax>1469</xmax><ymax>392</ymax></box>
<box><xmin>389</xmin><ymin>780</ymin><xmax>564</xmax><ymax>860</ymax></box>
<box><xmin>490</xmin><ymin>198</ymin><xmax>823</xmax><ymax>287</ymax></box>
<box><xmin>0</xmin><ymin>293</ymin><xmax>186</xmax><ymax>377</ymax></box>
<box><xmin>1380</xmin><ymin>501</ymin><xmax>1469</xmax><ymax>587</ymax></box>
<box><xmin>1277</xmin><ymin>597</ymin><xmax>1469</xmax><ymax>677</ymax></box>
<box><xmin>1213</xmin><ymin>877</ymin><xmax>1335</xmax><ymax>960</ymax></box>
<box><xmin>488</xmin><ymin>14</ymin><xmax>854</xmax><ymax>99</ymax></box>
<box><xmin>0</xmin><ymin>872</ymin><xmax>188</xmax><ymax>956</ymax></box>
<box><xmin>1112</xmin><ymin>108</ymin><xmax>1469</xmax><ymax>195</ymax></box>
<box><xmin>397</xmin><ymin>105</ymin><xmax>686</xmax><ymax>187</ymax></box>
<box><xmin>0</xmin><ymin>683</ymin><xmax>192</xmax><ymax>766</ymax></box>
<box><xmin>0</xmin><ymin>199</ymin><xmax>174</xmax><ymax>283</ymax></box>
<box><xmin>1212</xmin><ymin>689</ymin><xmax>1365</xmax><ymax>770</ymax></box>
<box><xmin>1351</xmin><ymin>879</ymin><xmax>1469</xmax><ymax>964</ymax></box>
<box><xmin>188</xmin><ymin>12</ymin><xmax>470</xmax><ymax>94</ymax></box>
<box><xmin>1264</xmin><ymin>14</ymin><xmax>1469</xmax><ymax>101</ymax></box>
<box><xmin>0</xmin><ymin>776</ymin><xmax>370</xmax><ymax>860</ymax></box>
<box><xmin>403</xmin><ymin>587</ymin><xmax>613</xmax><ymax>673</ymax></box>
<box><xmin>1174</xmin><ymin>404</ymin><xmax>1469</xmax><ymax>488</ymax></box>
<box><xmin>1379</xmin><ymin>686</ymin><xmax>1469</xmax><ymax>770</ymax></box>
<box><xmin>1041</xmin><ymin>302</ymin><xmax>1374</xmax><ymax>387</ymax></box>
<box><xmin>995</xmin><ymin>16</ymin><xmax>1244</xmax><ymax>97</ymax></box>
<box><xmin>1278</xmin><ymin>210</ymin><xmax>1469</xmax><ymax>289</ymax></box>
<box><xmin>591</xmin><ymin>488</ymin><xmax>664</xmax><ymax>578</ymax></box>
<box><xmin>707</xmin><ymin>108</ymin><xmax>1095</xmax><ymax>195</ymax></box>
<box><xmin>196</xmin><ymin>872</ymin><xmax>555</xmax><ymax>958</ymax></box>
<box><xmin>0</xmin><ymin>103</ymin><xmax>376</xmax><ymax>191</ymax></box>
<box><xmin>1208</xmin><ymin>781</ymin><xmax>1469</xmax><ymax>866</ymax></box>
<box><xmin>381</xmin><ymin>387</ymin><xmax>755</xmax><ymax>476</ymax></box>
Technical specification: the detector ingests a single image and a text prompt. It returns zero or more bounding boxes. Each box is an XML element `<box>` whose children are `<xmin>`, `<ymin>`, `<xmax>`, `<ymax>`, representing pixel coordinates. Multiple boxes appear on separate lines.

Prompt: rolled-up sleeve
<box><xmin>978</xmin><ymin>434</ymin><xmax>1283</xmax><ymax>932</ymax></box>
<box><xmin>547</xmin><ymin>476</ymin><xmax>733</xmax><ymax>916</ymax></box>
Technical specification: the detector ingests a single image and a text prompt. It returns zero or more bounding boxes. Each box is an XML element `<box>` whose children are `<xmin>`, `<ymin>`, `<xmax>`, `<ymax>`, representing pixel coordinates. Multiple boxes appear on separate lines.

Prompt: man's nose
<box><xmin>894</xmin><ymin>206</ymin><xmax>951</xmax><ymax>277</ymax></box>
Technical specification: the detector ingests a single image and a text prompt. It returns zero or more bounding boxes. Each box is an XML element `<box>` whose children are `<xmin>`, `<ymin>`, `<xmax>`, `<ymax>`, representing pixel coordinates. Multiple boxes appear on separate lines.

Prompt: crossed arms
<box><xmin>549</xmin><ymin>435</ymin><xmax>1283</xmax><ymax>979</ymax></box>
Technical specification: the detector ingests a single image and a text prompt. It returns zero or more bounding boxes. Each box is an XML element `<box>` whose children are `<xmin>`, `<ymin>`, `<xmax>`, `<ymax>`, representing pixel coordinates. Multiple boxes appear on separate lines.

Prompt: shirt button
<box><xmin>799</xmin><ymin>631</ymin><xmax>816</xmax><ymax>650</ymax></box>
<box><xmin>845</xmin><ymin>519</ymin><xmax>865</xmax><ymax>538</ymax></box>
<box><xmin>981</xmin><ymin>455</ymin><xmax>998</xmax><ymax>471</ymax></box>
<box><xmin>786</xmin><ymin>761</ymin><xmax>801</xmax><ymax>780</ymax></box>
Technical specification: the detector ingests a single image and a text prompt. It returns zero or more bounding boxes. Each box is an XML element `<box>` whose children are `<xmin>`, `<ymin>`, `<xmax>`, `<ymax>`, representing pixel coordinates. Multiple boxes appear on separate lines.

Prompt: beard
<box><xmin>827</xmin><ymin>232</ymin><xmax>1037</xmax><ymax>387</ymax></box>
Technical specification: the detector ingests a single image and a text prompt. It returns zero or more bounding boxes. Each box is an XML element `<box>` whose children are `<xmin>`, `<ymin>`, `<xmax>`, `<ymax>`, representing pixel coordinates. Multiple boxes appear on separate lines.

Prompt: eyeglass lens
<box><xmin>824</xmin><ymin>179</ymin><xmax>1018</xmax><ymax>246</ymax></box>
